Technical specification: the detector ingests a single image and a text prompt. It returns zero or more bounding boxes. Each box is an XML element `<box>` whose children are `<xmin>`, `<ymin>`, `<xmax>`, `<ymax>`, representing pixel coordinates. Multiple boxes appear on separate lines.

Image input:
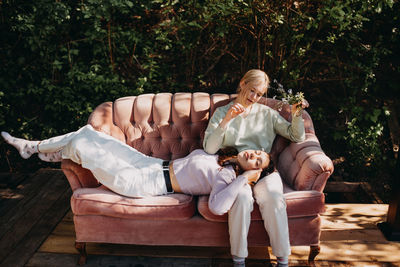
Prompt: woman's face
<box><xmin>237</xmin><ymin>150</ymin><xmax>270</xmax><ymax>170</ymax></box>
<box><xmin>238</xmin><ymin>82</ymin><xmax>266</xmax><ymax>107</ymax></box>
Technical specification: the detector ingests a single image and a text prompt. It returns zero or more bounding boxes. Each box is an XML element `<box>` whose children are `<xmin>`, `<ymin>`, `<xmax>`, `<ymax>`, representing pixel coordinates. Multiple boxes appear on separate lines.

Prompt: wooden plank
<box><xmin>0</xmin><ymin>172</ymin><xmax>27</xmax><ymax>188</ymax></box>
<box><xmin>0</xmin><ymin>170</ymin><xmax>52</xmax><ymax>234</ymax></box>
<box><xmin>0</xmin><ymin>170</ymin><xmax>70</xmax><ymax>264</ymax></box>
<box><xmin>25</xmin><ymin>252</ymin><xmax>400</xmax><ymax>267</ymax></box>
<box><xmin>360</xmin><ymin>182</ymin><xmax>384</xmax><ymax>204</ymax></box>
<box><xmin>39</xmin><ymin>234</ymin><xmax>77</xmax><ymax>255</ymax></box>
<box><xmin>49</xmin><ymin>219</ymin><xmax>75</xmax><ymax>236</ymax></box>
<box><xmin>0</xmin><ymin>172</ymin><xmax>36</xmax><ymax>217</ymax></box>
<box><xmin>322</xmin><ymin>204</ymin><xmax>388</xmax><ymax>230</ymax></box>
<box><xmin>0</xmin><ymin>184</ymin><xmax>71</xmax><ymax>267</ymax></box>
<box><xmin>26</xmin><ymin>252</ymin><xmax>215</xmax><ymax>267</ymax></box>
<box><xmin>321</xmin><ymin>229</ymin><xmax>389</xmax><ymax>242</ymax></box>
<box><xmin>63</xmin><ymin>210</ymin><xmax>74</xmax><ymax>222</ymax></box>
<box><xmin>297</xmin><ymin>241</ymin><xmax>400</xmax><ymax>262</ymax></box>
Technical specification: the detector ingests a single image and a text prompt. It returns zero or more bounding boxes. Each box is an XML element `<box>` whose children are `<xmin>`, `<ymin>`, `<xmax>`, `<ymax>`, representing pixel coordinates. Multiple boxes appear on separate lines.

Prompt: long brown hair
<box><xmin>217</xmin><ymin>147</ymin><xmax>275</xmax><ymax>177</ymax></box>
<box><xmin>217</xmin><ymin>147</ymin><xmax>241</xmax><ymax>176</ymax></box>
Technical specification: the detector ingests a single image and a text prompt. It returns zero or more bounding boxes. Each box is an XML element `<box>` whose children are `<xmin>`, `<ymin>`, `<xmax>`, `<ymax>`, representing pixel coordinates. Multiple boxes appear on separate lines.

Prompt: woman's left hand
<box><xmin>242</xmin><ymin>169</ymin><xmax>262</xmax><ymax>184</ymax></box>
<box><xmin>291</xmin><ymin>99</ymin><xmax>309</xmax><ymax>116</ymax></box>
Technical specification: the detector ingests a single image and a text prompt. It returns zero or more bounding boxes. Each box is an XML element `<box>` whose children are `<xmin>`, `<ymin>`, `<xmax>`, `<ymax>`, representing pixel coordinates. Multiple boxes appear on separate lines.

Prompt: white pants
<box><xmin>228</xmin><ymin>172</ymin><xmax>291</xmax><ymax>258</ymax></box>
<box><xmin>38</xmin><ymin>125</ymin><xmax>168</xmax><ymax>197</ymax></box>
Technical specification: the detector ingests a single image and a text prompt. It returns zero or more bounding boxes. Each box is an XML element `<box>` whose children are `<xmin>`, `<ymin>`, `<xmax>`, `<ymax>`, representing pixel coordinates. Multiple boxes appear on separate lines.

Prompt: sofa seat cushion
<box><xmin>71</xmin><ymin>186</ymin><xmax>196</xmax><ymax>220</ymax></box>
<box><xmin>197</xmin><ymin>187</ymin><xmax>325</xmax><ymax>222</ymax></box>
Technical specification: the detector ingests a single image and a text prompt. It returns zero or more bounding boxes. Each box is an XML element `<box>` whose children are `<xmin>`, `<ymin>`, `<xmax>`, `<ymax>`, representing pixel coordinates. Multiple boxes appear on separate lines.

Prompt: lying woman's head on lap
<box><xmin>217</xmin><ymin>147</ymin><xmax>273</xmax><ymax>176</ymax></box>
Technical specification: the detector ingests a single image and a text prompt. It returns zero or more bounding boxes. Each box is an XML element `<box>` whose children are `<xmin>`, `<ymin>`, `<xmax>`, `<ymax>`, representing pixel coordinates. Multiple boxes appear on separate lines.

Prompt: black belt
<box><xmin>162</xmin><ymin>161</ymin><xmax>174</xmax><ymax>193</ymax></box>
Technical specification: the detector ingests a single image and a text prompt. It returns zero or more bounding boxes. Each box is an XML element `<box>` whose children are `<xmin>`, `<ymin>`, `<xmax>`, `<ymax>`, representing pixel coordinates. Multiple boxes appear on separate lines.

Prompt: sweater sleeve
<box><xmin>203</xmin><ymin>106</ymin><xmax>227</xmax><ymax>154</ymax></box>
<box><xmin>273</xmin><ymin>112</ymin><xmax>305</xmax><ymax>143</ymax></box>
<box><xmin>208</xmin><ymin>168</ymin><xmax>248</xmax><ymax>215</ymax></box>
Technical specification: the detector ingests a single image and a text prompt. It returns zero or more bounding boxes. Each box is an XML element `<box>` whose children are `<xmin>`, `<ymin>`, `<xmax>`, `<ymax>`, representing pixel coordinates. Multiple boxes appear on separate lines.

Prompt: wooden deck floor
<box><xmin>1</xmin><ymin>169</ymin><xmax>400</xmax><ymax>267</ymax></box>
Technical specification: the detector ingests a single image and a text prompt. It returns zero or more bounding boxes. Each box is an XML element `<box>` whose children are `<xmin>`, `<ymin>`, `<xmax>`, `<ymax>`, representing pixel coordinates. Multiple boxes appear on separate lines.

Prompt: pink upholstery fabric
<box><xmin>74</xmin><ymin>214</ymin><xmax>320</xmax><ymax>246</ymax></box>
<box><xmin>61</xmin><ymin>159</ymin><xmax>99</xmax><ymax>191</ymax></box>
<box><xmin>197</xmin><ymin>186</ymin><xmax>325</xmax><ymax>222</ymax></box>
<box><xmin>71</xmin><ymin>186</ymin><xmax>195</xmax><ymax>220</ymax></box>
<box><xmin>278</xmin><ymin>133</ymin><xmax>334</xmax><ymax>192</ymax></box>
<box><xmin>61</xmin><ymin>92</ymin><xmax>334</xmax><ymax>250</ymax></box>
<box><xmin>112</xmin><ymin>93</ymin><xmax>209</xmax><ymax>160</ymax></box>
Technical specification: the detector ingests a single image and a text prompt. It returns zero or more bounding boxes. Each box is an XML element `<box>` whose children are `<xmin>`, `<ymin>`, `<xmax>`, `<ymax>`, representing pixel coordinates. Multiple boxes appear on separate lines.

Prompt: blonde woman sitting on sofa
<box><xmin>203</xmin><ymin>69</ymin><xmax>309</xmax><ymax>267</ymax></box>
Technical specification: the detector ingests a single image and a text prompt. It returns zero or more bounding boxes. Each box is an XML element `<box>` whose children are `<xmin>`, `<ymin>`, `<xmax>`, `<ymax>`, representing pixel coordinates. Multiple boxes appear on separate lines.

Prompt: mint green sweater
<box><xmin>203</xmin><ymin>102</ymin><xmax>305</xmax><ymax>154</ymax></box>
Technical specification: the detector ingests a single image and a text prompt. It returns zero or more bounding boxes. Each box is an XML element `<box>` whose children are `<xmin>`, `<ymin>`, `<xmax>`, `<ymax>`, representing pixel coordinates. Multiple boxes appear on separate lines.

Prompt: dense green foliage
<box><xmin>1</xmin><ymin>0</ymin><xmax>399</xmax><ymax>200</ymax></box>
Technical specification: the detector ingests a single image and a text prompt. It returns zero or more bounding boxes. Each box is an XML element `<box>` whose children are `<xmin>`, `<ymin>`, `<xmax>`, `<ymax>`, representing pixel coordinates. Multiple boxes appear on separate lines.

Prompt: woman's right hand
<box><xmin>219</xmin><ymin>103</ymin><xmax>245</xmax><ymax>129</ymax></box>
<box><xmin>242</xmin><ymin>169</ymin><xmax>262</xmax><ymax>185</ymax></box>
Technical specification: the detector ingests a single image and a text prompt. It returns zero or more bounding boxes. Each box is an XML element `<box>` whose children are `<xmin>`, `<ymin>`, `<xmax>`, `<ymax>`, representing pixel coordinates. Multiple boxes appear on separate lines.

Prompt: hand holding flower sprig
<box><xmin>271</xmin><ymin>80</ymin><xmax>309</xmax><ymax>116</ymax></box>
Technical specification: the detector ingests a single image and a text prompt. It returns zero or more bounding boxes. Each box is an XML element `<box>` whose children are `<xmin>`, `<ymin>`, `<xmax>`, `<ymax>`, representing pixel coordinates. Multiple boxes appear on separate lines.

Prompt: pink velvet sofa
<box><xmin>61</xmin><ymin>92</ymin><xmax>334</xmax><ymax>265</ymax></box>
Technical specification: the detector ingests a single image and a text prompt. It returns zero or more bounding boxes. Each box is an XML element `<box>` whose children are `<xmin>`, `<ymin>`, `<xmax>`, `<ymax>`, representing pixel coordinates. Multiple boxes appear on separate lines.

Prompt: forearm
<box><xmin>208</xmin><ymin>175</ymin><xmax>248</xmax><ymax>215</ymax></box>
<box><xmin>203</xmin><ymin>126</ymin><xmax>225</xmax><ymax>154</ymax></box>
<box><xmin>289</xmin><ymin>114</ymin><xmax>306</xmax><ymax>142</ymax></box>
<box><xmin>274</xmin><ymin>112</ymin><xmax>305</xmax><ymax>143</ymax></box>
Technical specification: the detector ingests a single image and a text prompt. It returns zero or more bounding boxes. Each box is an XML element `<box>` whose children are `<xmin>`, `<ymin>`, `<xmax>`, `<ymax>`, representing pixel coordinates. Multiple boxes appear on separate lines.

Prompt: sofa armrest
<box><xmin>61</xmin><ymin>159</ymin><xmax>99</xmax><ymax>191</ymax></box>
<box><xmin>277</xmin><ymin>133</ymin><xmax>334</xmax><ymax>192</ymax></box>
<box><xmin>87</xmin><ymin>101</ymin><xmax>126</xmax><ymax>143</ymax></box>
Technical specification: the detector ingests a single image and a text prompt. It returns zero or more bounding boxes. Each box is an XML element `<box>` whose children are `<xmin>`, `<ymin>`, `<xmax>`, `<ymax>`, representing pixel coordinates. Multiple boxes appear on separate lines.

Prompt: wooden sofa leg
<box><xmin>308</xmin><ymin>245</ymin><xmax>320</xmax><ymax>262</ymax></box>
<box><xmin>75</xmin><ymin>242</ymin><xmax>87</xmax><ymax>265</ymax></box>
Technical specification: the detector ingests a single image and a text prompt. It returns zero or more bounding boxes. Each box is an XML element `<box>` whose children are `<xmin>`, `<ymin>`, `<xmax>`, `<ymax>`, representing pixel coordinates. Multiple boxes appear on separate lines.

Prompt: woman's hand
<box><xmin>242</xmin><ymin>169</ymin><xmax>262</xmax><ymax>185</ymax></box>
<box><xmin>219</xmin><ymin>103</ymin><xmax>245</xmax><ymax>129</ymax></box>
<box><xmin>291</xmin><ymin>99</ymin><xmax>309</xmax><ymax>116</ymax></box>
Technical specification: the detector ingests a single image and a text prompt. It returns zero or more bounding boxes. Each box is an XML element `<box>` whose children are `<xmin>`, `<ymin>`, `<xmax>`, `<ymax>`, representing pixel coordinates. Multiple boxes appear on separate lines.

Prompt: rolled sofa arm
<box><xmin>61</xmin><ymin>159</ymin><xmax>99</xmax><ymax>191</ymax></box>
<box><xmin>87</xmin><ymin>101</ymin><xmax>126</xmax><ymax>143</ymax></box>
<box><xmin>277</xmin><ymin>133</ymin><xmax>334</xmax><ymax>192</ymax></box>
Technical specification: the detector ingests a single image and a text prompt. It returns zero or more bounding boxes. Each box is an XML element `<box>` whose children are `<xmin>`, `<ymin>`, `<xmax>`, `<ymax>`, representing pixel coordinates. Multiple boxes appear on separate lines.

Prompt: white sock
<box><xmin>277</xmin><ymin>256</ymin><xmax>289</xmax><ymax>266</ymax></box>
<box><xmin>38</xmin><ymin>151</ymin><xmax>63</xmax><ymax>162</ymax></box>
<box><xmin>232</xmin><ymin>256</ymin><xmax>245</xmax><ymax>267</ymax></box>
<box><xmin>1</xmin><ymin>131</ymin><xmax>39</xmax><ymax>159</ymax></box>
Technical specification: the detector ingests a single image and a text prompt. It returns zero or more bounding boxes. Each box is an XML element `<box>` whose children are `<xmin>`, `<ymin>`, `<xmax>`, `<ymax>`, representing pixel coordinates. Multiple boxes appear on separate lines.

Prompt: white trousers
<box><xmin>38</xmin><ymin>125</ymin><xmax>167</xmax><ymax>197</ymax></box>
<box><xmin>228</xmin><ymin>172</ymin><xmax>291</xmax><ymax>258</ymax></box>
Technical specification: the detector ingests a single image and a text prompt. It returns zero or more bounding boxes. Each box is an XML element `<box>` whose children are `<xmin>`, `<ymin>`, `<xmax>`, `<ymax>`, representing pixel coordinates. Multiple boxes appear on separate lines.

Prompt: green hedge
<box><xmin>1</xmin><ymin>0</ymin><xmax>399</xmax><ymax>199</ymax></box>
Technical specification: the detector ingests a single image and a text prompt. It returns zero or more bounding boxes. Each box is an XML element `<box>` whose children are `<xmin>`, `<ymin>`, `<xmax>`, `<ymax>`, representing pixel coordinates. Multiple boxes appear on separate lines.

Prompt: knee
<box><xmin>64</xmin><ymin>134</ymin><xmax>88</xmax><ymax>159</ymax></box>
<box><xmin>256</xmin><ymin>191</ymin><xmax>286</xmax><ymax>211</ymax></box>
<box><xmin>67</xmin><ymin>135</ymin><xmax>84</xmax><ymax>152</ymax></box>
<box><xmin>233</xmin><ymin>187</ymin><xmax>254</xmax><ymax>210</ymax></box>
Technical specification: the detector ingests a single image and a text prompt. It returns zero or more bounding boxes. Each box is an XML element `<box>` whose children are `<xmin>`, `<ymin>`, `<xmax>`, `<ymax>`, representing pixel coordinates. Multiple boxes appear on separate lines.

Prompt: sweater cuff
<box><xmin>292</xmin><ymin>113</ymin><xmax>304</xmax><ymax>125</ymax></box>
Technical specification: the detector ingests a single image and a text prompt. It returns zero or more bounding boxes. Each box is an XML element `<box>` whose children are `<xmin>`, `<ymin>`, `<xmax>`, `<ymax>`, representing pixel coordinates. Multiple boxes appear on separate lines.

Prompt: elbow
<box><xmin>209</xmin><ymin>206</ymin><xmax>226</xmax><ymax>216</ymax></box>
<box><xmin>204</xmin><ymin>147</ymin><xmax>218</xmax><ymax>155</ymax></box>
<box><xmin>203</xmin><ymin>142</ymin><xmax>218</xmax><ymax>154</ymax></box>
<box><xmin>208</xmin><ymin>201</ymin><xmax>227</xmax><ymax>216</ymax></box>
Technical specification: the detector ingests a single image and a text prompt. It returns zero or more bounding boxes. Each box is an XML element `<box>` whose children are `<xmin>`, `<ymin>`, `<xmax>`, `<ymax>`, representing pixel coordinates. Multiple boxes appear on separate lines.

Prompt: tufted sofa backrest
<box><xmin>87</xmin><ymin>92</ymin><xmax>315</xmax><ymax>162</ymax></box>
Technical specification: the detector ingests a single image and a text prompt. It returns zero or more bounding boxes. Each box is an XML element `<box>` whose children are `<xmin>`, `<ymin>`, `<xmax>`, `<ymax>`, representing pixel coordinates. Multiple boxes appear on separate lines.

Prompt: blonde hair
<box><xmin>237</xmin><ymin>69</ymin><xmax>270</xmax><ymax>95</ymax></box>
